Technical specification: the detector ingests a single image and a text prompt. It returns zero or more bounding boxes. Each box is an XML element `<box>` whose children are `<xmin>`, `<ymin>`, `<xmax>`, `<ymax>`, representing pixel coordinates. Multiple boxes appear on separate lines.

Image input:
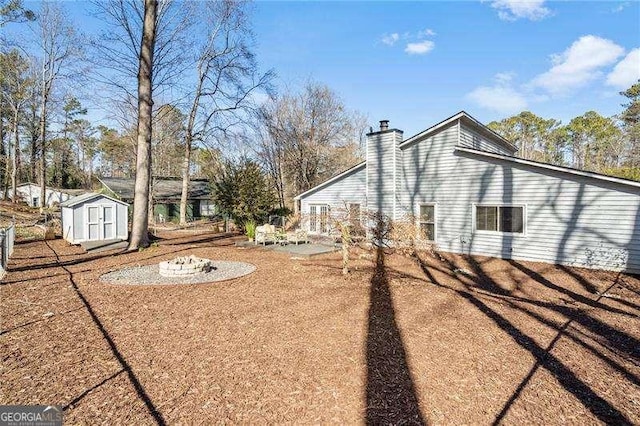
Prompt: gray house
<box><xmin>99</xmin><ymin>177</ymin><xmax>216</xmax><ymax>222</ymax></box>
<box><xmin>61</xmin><ymin>193</ymin><xmax>129</xmax><ymax>244</ymax></box>
<box><xmin>295</xmin><ymin>112</ymin><xmax>640</xmax><ymax>274</ymax></box>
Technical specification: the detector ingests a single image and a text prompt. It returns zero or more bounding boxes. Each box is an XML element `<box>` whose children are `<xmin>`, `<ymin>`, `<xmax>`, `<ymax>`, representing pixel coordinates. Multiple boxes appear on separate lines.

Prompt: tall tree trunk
<box><xmin>11</xmin><ymin>109</ymin><xmax>19</xmax><ymax>203</ymax></box>
<box><xmin>128</xmin><ymin>0</ymin><xmax>157</xmax><ymax>250</ymax></box>
<box><xmin>38</xmin><ymin>96</ymin><xmax>47</xmax><ymax>212</ymax></box>
<box><xmin>0</xmin><ymin>102</ymin><xmax>4</xmax><ymax>196</ymax></box>
<box><xmin>29</xmin><ymin>107</ymin><xmax>37</xmax><ymax>183</ymax></box>
<box><xmin>0</xmin><ymin>104</ymin><xmax>8</xmax><ymax>199</ymax></box>
<box><xmin>179</xmin><ymin>134</ymin><xmax>192</xmax><ymax>226</ymax></box>
<box><xmin>179</xmin><ymin>73</ymin><xmax>203</xmax><ymax>226</ymax></box>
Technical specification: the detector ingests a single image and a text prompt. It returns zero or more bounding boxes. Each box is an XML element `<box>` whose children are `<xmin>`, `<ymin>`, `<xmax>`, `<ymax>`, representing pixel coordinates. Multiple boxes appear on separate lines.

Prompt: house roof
<box><xmin>296</xmin><ymin>111</ymin><xmax>516</xmax><ymax>200</ymax></box>
<box><xmin>400</xmin><ymin>111</ymin><xmax>518</xmax><ymax>153</ymax></box>
<box><xmin>60</xmin><ymin>192</ymin><xmax>129</xmax><ymax>208</ymax></box>
<box><xmin>455</xmin><ymin>146</ymin><xmax>640</xmax><ymax>190</ymax></box>
<box><xmin>294</xmin><ymin>161</ymin><xmax>366</xmax><ymax>200</ymax></box>
<box><xmin>99</xmin><ymin>177</ymin><xmax>212</xmax><ymax>201</ymax></box>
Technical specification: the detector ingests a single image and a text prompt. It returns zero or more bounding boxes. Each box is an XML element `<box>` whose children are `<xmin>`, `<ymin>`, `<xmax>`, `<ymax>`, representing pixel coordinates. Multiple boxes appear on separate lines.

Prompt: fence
<box><xmin>0</xmin><ymin>223</ymin><xmax>16</xmax><ymax>277</ymax></box>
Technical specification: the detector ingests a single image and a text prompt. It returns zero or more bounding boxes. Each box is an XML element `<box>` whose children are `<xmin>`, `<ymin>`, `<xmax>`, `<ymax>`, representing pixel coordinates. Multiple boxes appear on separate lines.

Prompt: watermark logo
<box><xmin>0</xmin><ymin>405</ymin><xmax>62</xmax><ymax>426</ymax></box>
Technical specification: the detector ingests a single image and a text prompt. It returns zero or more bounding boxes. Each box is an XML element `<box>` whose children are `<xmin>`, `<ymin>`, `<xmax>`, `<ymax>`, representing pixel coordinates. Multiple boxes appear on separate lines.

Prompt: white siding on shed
<box><xmin>61</xmin><ymin>193</ymin><xmax>129</xmax><ymax>244</ymax></box>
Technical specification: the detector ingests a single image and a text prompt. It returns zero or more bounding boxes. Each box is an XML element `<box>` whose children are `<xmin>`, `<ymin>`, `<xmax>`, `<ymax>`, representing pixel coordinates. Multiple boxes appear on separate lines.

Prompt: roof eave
<box><xmin>455</xmin><ymin>146</ymin><xmax>640</xmax><ymax>189</ymax></box>
<box><xmin>294</xmin><ymin>161</ymin><xmax>366</xmax><ymax>200</ymax></box>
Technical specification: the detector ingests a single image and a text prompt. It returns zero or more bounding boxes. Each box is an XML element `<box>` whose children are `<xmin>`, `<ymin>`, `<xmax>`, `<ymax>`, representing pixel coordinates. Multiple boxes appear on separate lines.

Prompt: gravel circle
<box><xmin>100</xmin><ymin>260</ymin><xmax>256</xmax><ymax>285</ymax></box>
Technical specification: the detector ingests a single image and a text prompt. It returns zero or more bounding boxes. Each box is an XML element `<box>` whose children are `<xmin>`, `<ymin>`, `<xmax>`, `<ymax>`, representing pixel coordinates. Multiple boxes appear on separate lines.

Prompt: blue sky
<box><xmin>9</xmin><ymin>1</ymin><xmax>640</xmax><ymax>137</ymax></box>
<box><xmin>251</xmin><ymin>0</ymin><xmax>640</xmax><ymax>136</ymax></box>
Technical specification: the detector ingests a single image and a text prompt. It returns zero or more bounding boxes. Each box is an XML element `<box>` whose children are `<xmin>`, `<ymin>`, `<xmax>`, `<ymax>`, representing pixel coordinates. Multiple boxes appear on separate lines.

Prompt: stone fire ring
<box><xmin>100</xmin><ymin>259</ymin><xmax>256</xmax><ymax>286</ymax></box>
<box><xmin>159</xmin><ymin>256</ymin><xmax>212</xmax><ymax>277</ymax></box>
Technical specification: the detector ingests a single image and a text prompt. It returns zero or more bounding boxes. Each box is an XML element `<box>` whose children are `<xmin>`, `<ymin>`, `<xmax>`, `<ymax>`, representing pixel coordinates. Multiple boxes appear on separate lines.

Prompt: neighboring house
<box><xmin>295</xmin><ymin>111</ymin><xmax>640</xmax><ymax>274</ymax></box>
<box><xmin>61</xmin><ymin>192</ymin><xmax>129</xmax><ymax>244</ymax></box>
<box><xmin>99</xmin><ymin>177</ymin><xmax>217</xmax><ymax>222</ymax></box>
<box><xmin>4</xmin><ymin>183</ymin><xmax>86</xmax><ymax>208</ymax></box>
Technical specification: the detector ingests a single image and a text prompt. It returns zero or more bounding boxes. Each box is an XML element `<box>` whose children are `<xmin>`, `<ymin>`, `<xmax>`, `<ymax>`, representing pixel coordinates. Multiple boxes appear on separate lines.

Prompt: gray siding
<box><xmin>367</xmin><ymin>130</ymin><xmax>402</xmax><ymax>217</ymax></box>
<box><xmin>459</xmin><ymin>124</ymin><xmax>514</xmax><ymax>155</ymax></box>
<box><xmin>299</xmin><ymin>166</ymin><xmax>366</xmax><ymax>232</ymax></box>
<box><xmin>62</xmin><ymin>207</ymin><xmax>74</xmax><ymax>242</ymax></box>
<box><xmin>398</xmin><ymin>126</ymin><xmax>640</xmax><ymax>273</ymax></box>
<box><xmin>299</xmin><ymin>113</ymin><xmax>640</xmax><ymax>273</ymax></box>
<box><xmin>73</xmin><ymin>205</ymin><xmax>85</xmax><ymax>241</ymax></box>
<box><xmin>117</xmin><ymin>203</ymin><xmax>128</xmax><ymax>239</ymax></box>
<box><xmin>63</xmin><ymin>196</ymin><xmax>128</xmax><ymax>244</ymax></box>
<box><xmin>397</xmin><ymin>122</ymin><xmax>459</xmax><ymax>220</ymax></box>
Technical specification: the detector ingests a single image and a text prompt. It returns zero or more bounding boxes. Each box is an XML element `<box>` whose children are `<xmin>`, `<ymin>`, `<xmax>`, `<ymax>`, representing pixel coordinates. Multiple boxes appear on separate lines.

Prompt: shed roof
<box><xmin>99</xmin><ymin>177</ymin><xmax>212</xmax><ymax>201</ymax></box>
<box><xmin>60</xmin><ymin>192</ymin><xmax>129</xmax><ymax>208</ymax></box>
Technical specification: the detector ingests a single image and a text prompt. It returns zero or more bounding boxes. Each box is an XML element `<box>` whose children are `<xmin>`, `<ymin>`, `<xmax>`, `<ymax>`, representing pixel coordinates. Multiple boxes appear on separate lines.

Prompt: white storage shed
<box><xmin>61</xmin><ymin>193</ymin><xmax>129</xmax><ymax>244</ymax></box>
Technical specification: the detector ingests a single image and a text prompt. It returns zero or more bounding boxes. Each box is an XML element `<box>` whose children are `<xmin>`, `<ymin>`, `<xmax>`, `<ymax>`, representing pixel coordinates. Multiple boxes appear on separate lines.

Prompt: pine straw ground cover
<box><xmin>1</xmin><ymin>231</ymin><xmax>639</xmax><ymax>425</ymax></box>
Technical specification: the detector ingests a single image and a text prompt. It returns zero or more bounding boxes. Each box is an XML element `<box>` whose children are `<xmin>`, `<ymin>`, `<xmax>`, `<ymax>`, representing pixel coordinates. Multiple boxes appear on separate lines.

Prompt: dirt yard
<box><xmin>1</xmin><ymin>231</ymin><xmax>639</xmax><ymax>424</ymax></box>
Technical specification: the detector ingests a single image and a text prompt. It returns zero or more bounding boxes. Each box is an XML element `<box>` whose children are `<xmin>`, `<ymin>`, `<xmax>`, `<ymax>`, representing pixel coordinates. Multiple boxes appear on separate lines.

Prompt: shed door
<box><xmin>86</xmin><ymin>204</ymin><xmax>116</xmax><ymax>240</ymax></box>
<box><xmin>103</xmin><ymin>205</ymin><xmax>115</xmax><ymax>239</ymax></box>
<box><xmin>87</xmin><ymin>206</ymin><xmax>100</xmax><ymax>240</ymax></box>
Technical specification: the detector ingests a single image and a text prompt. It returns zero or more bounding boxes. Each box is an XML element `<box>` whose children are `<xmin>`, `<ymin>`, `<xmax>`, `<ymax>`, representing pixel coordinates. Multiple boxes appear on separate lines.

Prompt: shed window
<box><xmin>475</xmin><ymin>205</ymin><xmax>524</xmax><ymax>234</ymax></box>
<box><xmin>418</xmin><ymin>204</ymin><xmax>436</xmax><ymax>241</ymax></box>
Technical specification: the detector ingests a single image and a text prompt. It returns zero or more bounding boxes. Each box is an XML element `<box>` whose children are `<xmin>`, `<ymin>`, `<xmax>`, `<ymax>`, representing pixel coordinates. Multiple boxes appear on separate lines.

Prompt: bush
<box><xmin>211</xmin><ymin>158</ymin><xmax>277</xmax><ymax>226</ymax></box>
<box><xmin>244</xmin><ymin>220</ymin><xmax>257</xmax><ymax>240</ymax></box>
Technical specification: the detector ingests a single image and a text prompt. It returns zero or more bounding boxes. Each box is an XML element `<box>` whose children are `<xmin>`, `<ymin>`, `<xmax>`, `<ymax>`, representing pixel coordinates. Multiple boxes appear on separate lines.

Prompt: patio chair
<box><xmin>286</xmin><ymin>229</ymin><xmax>309</xmax><ymax>245</ymax></box>
<box><xmin>255</xmin><ymin>224</ymin><xmax>277</xmax><ymax>245</ymax></box>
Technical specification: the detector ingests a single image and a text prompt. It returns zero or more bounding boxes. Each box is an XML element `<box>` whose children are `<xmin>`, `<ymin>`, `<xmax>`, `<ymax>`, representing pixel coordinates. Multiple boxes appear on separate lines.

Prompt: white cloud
<box><xmin>606</xmin><ymin>48</ymin><xmax>640</xmax><ymax>89</ymax></box>
<box><xmin>381</xmin><ymin>33</ymin><xmax>399</xmax><ymax>46</ymax></box>
<box><xmin>467</xmin><ymin>73</ymin><xmax>528</xmax><ymax>114</ymax></box>
<box><xmin>419</xmin><ymin>28</ymin><xmax>436</xmax><ymax>37</ymax></box>
<box><xmin>612</xmin><ymin>2</ymin><xmax>630</xmax><ymax>13</ymax></box>
<box><xmin>531</xmin><ymin>35</ymin><xmax>625</xmax><ymax>95</ymax></box>
<box><xmin>405</xmin><ymin>40</ymin><xmax>435</xmax><ymax>55</ymax></box>
<box><xmin>380</xmin><ymin>29</ymin><xmax>437</xmax><ymax>54</ymax></box>
<box><xmin>491</xmin><ymin>0</ymin><xmax>551</xmax><ymax>21</ymax></box>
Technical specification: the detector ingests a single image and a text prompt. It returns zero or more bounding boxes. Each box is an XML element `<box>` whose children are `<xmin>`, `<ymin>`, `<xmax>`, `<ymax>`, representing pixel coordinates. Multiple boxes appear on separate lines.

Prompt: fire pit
<box><xmin>159</xmin><ymin>255</ymin><xmax>212</xmax><ymax>277</ymax></box>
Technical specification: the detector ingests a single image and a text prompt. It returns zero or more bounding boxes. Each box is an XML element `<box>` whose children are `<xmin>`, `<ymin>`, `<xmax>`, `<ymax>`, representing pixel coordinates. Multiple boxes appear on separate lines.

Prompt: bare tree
<box><xmin>30</xmin><ymin>1</ymin><xmax>82</xmax><ymax>211</ymax></box>
<box><xmin>128</xmin><ymin>0</ymin><xmax>157</xmax><ymax>249</ymax></box>
<box><xmin>177</xmin><ymin>0</ymin><xmax>272</xmax><ymax>225</ymax></box>
<box><xmin>256</xmin><ymin>82</ymin><xmax>366</xmax><ymax>207</ymax></box>
<box><xmin>0</xmin><ymin>50</ymin><xmax>32</xmax><ymax>201</ymax></box>
<box><xmin>92</xmin><ymin>0</ymin><xmax>192</xmax><ymax>240</ymax></box>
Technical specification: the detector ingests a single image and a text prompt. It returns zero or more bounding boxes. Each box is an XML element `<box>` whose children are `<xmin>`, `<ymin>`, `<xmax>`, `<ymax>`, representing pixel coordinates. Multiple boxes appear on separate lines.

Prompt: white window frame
<box><xmin>472</xmin><ymin>203</ymin><xmax>527</xmax><ymax>236</ymax></box>
<box><xmin>415</xmin><ymin>202</ymin><xmax>437</xmax><ymax>242</ymax></box>
<box><xmin>309</xmin><ymin>204</ymin><xmax>330</xmax><ymax>234</ymax></box>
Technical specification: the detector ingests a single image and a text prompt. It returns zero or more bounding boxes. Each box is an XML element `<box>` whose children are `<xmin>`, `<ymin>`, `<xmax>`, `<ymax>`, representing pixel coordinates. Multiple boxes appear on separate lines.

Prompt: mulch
<box><xmin>1</xmin><ymin>231</ymin><xmax>638</xmax><ymax>424</ymax></box>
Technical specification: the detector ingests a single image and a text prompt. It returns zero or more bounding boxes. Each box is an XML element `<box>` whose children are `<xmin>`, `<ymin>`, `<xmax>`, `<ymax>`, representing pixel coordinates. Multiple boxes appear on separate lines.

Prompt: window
<box><xmin>418</xmin><ymin>204</ymin><xmax>436</xmax><ymax>241</ymax></box>
<box><xmin>475</xmin><ymin>205</ymin><xmax>524</xmax><ymax>234</ymax></box>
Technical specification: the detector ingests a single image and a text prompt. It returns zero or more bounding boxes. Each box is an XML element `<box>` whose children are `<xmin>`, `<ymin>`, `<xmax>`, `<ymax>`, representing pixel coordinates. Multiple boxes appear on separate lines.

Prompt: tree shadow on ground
<box><xmin>44</xmin><ymin>241</ymin><xmax>166</xmax><ymax>425</ymax></box>
<box><xmin>366</xmin><ymin>218</ymin><xmax>425</xmax><ymax>424</ymax></box>
<box><xmin>413</xmin><ymin>253</ymin><xmax>635</xmax><ymax>425</ymax></box>
<box><xmin>7</xmin><ymin>232</ymin><xmax>237</xmax><ymax>273</ymax></box>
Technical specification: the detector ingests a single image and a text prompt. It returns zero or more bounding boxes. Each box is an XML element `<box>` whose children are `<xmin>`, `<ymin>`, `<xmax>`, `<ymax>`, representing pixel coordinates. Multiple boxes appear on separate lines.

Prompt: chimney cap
<box><xmin>379</xmin><ymin>120</ymin><xmax>389</xmax><ymax>131</ymax></box>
